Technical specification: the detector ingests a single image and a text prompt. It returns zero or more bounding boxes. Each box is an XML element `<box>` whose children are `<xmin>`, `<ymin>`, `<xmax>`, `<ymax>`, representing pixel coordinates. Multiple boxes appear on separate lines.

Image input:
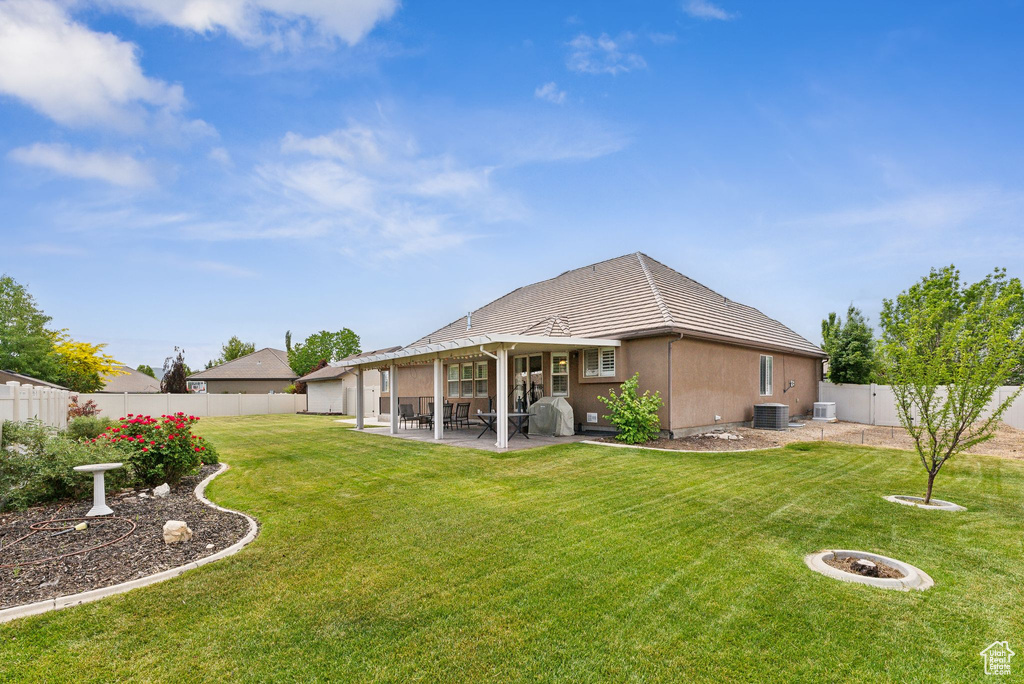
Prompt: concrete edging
<box><xmin>579</xmin><ymin>439</ymin><xmax>784</xmax><ymax>454</ymax></box>
<box><xmin>0</xmin><ymin>463</ymin><xmax>258</xmax><ymax>625</ymax></box>
<box><xmin>804</xmin><ymin>549</ymin><xmax>934</xmax><ymax>591</ymax></box>
<box><xmin>883</xmin><ymin>495</ymin><xmax>966</xmax><ymax>512</ymax></box>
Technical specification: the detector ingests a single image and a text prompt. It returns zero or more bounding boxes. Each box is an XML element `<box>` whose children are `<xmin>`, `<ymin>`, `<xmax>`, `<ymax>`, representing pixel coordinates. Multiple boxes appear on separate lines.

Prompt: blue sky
<box><xmin>2</xmin><ymin>0</ymin><xmax>1023</xmax><ymax>370</ymax></box>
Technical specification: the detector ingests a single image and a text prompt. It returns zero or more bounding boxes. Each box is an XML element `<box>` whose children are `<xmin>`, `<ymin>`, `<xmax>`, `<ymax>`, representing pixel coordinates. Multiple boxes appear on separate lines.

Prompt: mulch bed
<box><xmin>595</xmin><ymin>431</ymin><xmax>786</xmax><ymax>452</ymax></box>
<box><xmin>0</xmin><ymin>464</ymin><xmax>251</xmax><ymax>610</ymax></box>
<box><xmin>824</xmin><ymin>555</ymin><xmax>906</xmax><ymax>579</ymax></box>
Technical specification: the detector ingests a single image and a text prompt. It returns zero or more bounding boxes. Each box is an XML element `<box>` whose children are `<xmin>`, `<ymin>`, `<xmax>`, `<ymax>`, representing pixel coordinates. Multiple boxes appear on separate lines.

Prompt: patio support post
<box><xmin>495</xmin><ymin>346</ymin><xmax>508</xmax><ymax>449</ymax></box>
<box><xmin>433</xmin><ymin>357</ymin><xmax>443</xmax><ymax>440</ymax></box>
<box><xmin>355</xmin><ymin>368</ymin><xmax>364</xmax><ymax>430</ymax></box>
<box><xmin>389</xmin><ymin>363</ymin><xmax>398</xmax><ymax>435</ymax></box>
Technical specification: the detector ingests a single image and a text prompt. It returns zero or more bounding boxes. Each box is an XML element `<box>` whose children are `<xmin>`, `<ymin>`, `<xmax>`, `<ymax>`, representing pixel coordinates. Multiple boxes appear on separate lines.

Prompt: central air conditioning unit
<box><xmin>753</xmin><ymin>403</ymin><xmax>789</xmax><ymax>430</ymax></box>
<box><xmin>813</xmin><ymin>402</ymin><xmax>837</xmax><ymax>422</ymax></box>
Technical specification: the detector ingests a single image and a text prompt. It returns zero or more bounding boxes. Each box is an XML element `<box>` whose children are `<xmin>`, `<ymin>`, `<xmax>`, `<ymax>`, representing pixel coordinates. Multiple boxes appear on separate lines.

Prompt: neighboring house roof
<box><xmin>187</xmin><ymin>348</ymin><xmax>296</xmax><ymax>380</ymax></box>
<box><xmin>0</xmin><ymin>370</ymin><xmax>67</xmax><ymax>390</ymax></box>
<box><xmin>100</xmin><ymin>366</ymin><xmax>162</xmax><ymax>393</ymax></box>
<box><xmin>409</xmin><ymin>252</ymin><xmax>825</xmax><ymax>357</ymax></box>
<box><xmin>297</xmin><ymin>347</ymin><xmax>402</xmax><ymax>383</ymax></box>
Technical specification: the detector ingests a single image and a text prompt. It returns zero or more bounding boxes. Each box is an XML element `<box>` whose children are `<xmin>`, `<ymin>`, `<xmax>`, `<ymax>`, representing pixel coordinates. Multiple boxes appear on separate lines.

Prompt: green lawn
<box><xmin>2</xmin><ymin>415</ymin><xmax>1023</xmax><ymax>682</ymax></box>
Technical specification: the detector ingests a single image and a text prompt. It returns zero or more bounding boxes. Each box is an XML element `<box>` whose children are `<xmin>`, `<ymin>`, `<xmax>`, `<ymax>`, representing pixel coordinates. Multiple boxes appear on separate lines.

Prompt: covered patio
<box><xmin>347</xmin><ymin>334</ymin><xmax>621</xmax><ymax>450</ymax></box>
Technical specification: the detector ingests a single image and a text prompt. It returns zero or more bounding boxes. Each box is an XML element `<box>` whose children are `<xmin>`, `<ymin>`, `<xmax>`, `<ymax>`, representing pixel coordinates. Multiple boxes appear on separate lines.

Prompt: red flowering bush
<box><xmin>93</xmin><ymin>412</ymin><xmax>219</xmax><ymax>486</ymax></box>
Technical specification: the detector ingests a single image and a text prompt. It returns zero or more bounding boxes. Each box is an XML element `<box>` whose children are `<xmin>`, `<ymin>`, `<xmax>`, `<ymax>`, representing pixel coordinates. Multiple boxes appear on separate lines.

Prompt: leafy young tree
<box><xmin>599</xmin><ymin>373</ymin><xmax>664</xmax><ymax>444</ymax></box>
<box><xmin>205</xmin><ymin>336</ymin><xmax>256</xmax><ymax>369</ymax></box>
<box><xmin>878</xmin><ymin>266</ymin><xmax>1024</xmax><ymax>503</ymax></box>
<box><xmin>137</xmin><ymin>364</ymin><xmax>156</xmax><ymax>378</ymax></box>
<box><xmin>821</xmin><ymin>305</ymin><xmax>876</xmax><ymax>384</ymax></box>
<box><xmin>0</xmin><ymin>274</ymin><xmax>57</xmax><ymax>380</ymax></box>
<box><xmin>49</xmin><ymin>330</ymin><xmax>126</xmax><ymax>393</ymax></box>
<box><xmin>288</xmin><ymin>329</ymin><xmax>360</xmax><ymax>377</ymax></box>
<box><xmin>161</xmin><ymin>348</ymin><xmax>191</xmax><ymax>394</ymax></box>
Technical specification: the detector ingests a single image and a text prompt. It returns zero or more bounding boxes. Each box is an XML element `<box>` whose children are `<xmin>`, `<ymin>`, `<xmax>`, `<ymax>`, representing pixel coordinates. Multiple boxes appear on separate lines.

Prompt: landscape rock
<box><xmin>153</xmin><ymin>483</ymin><xmax>170</xmax><ymax>499</ymax></box>
<box><xmin>163</xmin><ymin>520</ymin><xmax>193</xmax><ymax>544</ymax></box>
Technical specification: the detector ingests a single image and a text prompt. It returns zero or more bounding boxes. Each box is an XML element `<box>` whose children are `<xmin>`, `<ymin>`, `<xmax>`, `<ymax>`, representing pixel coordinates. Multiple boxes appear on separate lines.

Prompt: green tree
<box><xmin>0</xmin><ymin>274</ymin><xmax>56</xmax><ymax>380</ymax></box>
<box><xmin>288</xmin><ymin>329</ymin><xmax>360</xmax><ymax>377</ymax></box>
<box><xmin>878</xmin><ymin>266</ymin><xmax>1024</xmax><ymax>503</ymax></box>
<box><xmin>598</xmin><ymin>373</ymin><xmax>664</xmax><ymax>444</ymax></box>
<box><xmin>821</xmin><ymin>305</ymin><xmax>876</xmax><ymax>384</ymax></box>
<box><xmin>205</xmin><ymin>336</ymin><xmax>256</xmax><ymax>369</ymax></box>
<box><xmin>137</xmin><ymin>364</ymin><xmax>156</xmax><ymax>378</ymax></box>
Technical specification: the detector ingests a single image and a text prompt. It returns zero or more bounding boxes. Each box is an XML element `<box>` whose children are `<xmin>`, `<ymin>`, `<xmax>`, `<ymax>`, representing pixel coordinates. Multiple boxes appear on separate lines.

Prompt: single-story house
<box><xmin>99</xmin><ymin>366</ymin><xmax>162</xmax><ymax>393</ymax></box>
<box><xmin>338</xmin><ymin>252</ymin><xmax>826</xmax><ymax>448</ymax></box>
<box><xmin>296</xmin><ymin>347</ymin><xmax>401</xmax><ymax>415</ymax></box>
<box><xmin>186</xmin><ymin>348</ymin><xmax>296</xmax><ymax>394</ymax></box>
<box><xmin>0</xmin><ymin>370</ymin><xmax>67</xmax><ymax>390</ymax></box>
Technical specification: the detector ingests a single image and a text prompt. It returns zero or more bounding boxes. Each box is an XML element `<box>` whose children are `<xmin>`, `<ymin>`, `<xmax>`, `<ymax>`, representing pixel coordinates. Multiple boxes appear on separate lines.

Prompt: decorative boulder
<box><xmin>153</xmin><ymin>483</ymin><xmax>171</xmax><ymax>499</ymax></box>
<box><xmin>163</xmin><ymin>520</ymin><xmax>193</xmax><ymax>544</ymax></box>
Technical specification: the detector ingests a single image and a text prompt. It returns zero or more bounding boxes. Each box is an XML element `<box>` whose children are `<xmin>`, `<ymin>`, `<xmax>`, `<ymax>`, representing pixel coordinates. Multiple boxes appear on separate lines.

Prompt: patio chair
<box><xmin>443</xmin><ymin>402</ymin><xmax>453</xmax><ymax>429</ymax></box>
<box><xmin>421</xmin><ymin>402</ymin><xmax>435</xmax><ymax>429</ymax></box>
<box><xmin>398</xmin><ymin>403</ymin><xmax>417</xmax><ymax>429</ymax></box>
<box><xmin>453</xmin><ymin>402</ymin><xmax>471</xmax><ymax>429</ymax></box>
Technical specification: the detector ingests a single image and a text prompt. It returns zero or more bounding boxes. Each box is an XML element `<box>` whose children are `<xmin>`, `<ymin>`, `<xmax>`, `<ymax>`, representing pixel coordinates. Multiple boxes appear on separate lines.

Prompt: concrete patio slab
<box><xmin>352</xmin><ymin>424</ymin><xmax>590</xmax><ymax>452</ymax></box>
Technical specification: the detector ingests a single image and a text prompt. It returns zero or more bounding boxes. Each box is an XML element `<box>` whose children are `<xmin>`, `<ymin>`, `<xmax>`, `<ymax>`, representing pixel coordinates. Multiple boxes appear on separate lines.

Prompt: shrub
<box><xmin>67</xmin><ymin>395</ymin><xmax>101</xmax><ymax>418</ymax></box>
<box><xmin>93</xmin><ymin>412</ymin><xmax>218</xmax><ymax>486</ymax></box>
<box><xmin>66</xmin><ymin>416</ymin><xmax>115</xmax><ymax>442</ymax></box>
<box><xmin>598</xmin><ymin>373</ymin><xmax>664</xmax><ymax>445</ymax></box>
<box><xmin>1</xmin><ymin>420</ymin><xmax>125</xmax><ymax>511</ymax></box>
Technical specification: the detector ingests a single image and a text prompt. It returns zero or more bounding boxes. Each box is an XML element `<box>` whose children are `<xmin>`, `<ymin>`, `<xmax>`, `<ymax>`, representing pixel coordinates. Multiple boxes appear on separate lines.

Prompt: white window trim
<box><xmin>447</xmin><ymin>364</ymin><xmax>460</xmax><ymax>398</ymax></box>
<box><xmin>381</xmin><ymin>370</ymin><xmax>390</xmax><ymax>394</ymax></box>
<box><xmin>460</xmin><ymin>362</ymin><xmax>474</xmax><ymax>398</ymax></box>
<box><xmin>760</xmin><ymin>354</ymin><xmax>774</xmax><ymax>396</ymax></box>
<box><xmin>475</xmin><ymin>361</ymin><xmax>489</xmax><ymax>398</ymax></box>
<box><xmin>584</xmin><ymin>347</ymin><xmax>616</xmax><ymax>378</ymax></box>
<box><xmin>551</xmin><ymin>352</ymin><xmax>569</xmax><ymax>397</ymax></box>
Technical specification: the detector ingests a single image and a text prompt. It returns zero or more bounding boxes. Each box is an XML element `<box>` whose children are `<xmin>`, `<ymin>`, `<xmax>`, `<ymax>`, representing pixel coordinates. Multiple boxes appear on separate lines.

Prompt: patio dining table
<box><xmin>476</xmin><ymin>412</ymin><xmax>531</xmax><ymax>439</ymax></box>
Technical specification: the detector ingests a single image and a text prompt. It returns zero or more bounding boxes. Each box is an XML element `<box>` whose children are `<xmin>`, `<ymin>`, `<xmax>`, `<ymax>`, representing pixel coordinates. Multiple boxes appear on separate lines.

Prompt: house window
<box><xmin>447</xmin><ymin>364</ymin><xmax>460</xmax><ymax>397</ymax></box>
<box><xmin>475</xmin><ymin>361</ymin><xmax>488</xmax><ymax>397</ymax></box>
<box><xmin>381</xmin><ymin>370</ymin><xmax>389</xmax><ymax>394</ymax></box>
<box><xmin>583</xmin><ymin>347</ymin><xmax>616</xmax><ymax>378</ymax></box>
<box><xmin>551</xmin><ymin>353</ymin><xmax>569</xmax><ymax>396</ymax></box>
<box><xmin>759</xmin><ymin>355</ymin><xmax>773</xmax><ymax>396</ymax></box>
<box><xmin>461</xmin><ymin>363</ymin><xmax>475</xmax><ymax>397</ymax></box>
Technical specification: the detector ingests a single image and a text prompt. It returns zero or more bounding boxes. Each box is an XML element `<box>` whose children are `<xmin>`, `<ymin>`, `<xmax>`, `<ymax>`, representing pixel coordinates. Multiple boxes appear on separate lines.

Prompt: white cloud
<box><xmin>567</xmin><ymin>33</ymin><xmax>646</xmax><ymax>75</ymax></box>
<box><xmin>683</xmin><ymin>0</ymin><xmax>737</xmax><ymax>21</ymax></box>
<box><xmin>534</xmin><ymin>82</ymin><xmax>567</xmax><ymax>105</ymax></box>
<box><xmin>92</xmin><ymin>0</ymin><xmax>399</xmax><ymax>49</ymax></box>
<box><xmin>0</xmin><ymin>0</ymin><xmax>199</xmax><ymax>132</ymax></box>
<box><xmin>9</xmin><ymin>142</ymin><xmax>154</xmax><ymax>187</ymax></box>
<box><xmin>209</xmin><ymin>146</ymin><xmax>233</xmax><ymax>166</ymax></box>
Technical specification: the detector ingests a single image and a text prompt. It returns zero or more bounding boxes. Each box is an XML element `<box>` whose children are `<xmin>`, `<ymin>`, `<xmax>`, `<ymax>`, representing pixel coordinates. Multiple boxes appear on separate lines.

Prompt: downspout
<box><xmin>668</xmin><ymin>333</ymin><xmax>684</xmax><ymax>439</ymax></box>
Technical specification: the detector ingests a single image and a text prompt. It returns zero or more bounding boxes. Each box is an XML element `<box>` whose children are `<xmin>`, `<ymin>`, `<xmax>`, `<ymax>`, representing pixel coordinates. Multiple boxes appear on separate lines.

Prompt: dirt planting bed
<box><xmin>0</xmin><ymin>465</ymin><xmax>250</xmax><ymax>610</ymax></box>
<box><xmin>613</xmin><ymin>421</ymin><xmax>1024</xmax><ymax>458</ymax></box>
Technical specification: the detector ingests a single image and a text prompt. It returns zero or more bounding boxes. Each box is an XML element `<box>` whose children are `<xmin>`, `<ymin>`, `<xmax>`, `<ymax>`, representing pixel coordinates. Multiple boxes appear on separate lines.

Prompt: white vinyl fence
<box><xmin>75</xmin><ymin>392</ymin><xmax>307</xmax><ymax>418</ymax></box>
<box><xmin>819</xmin><ymin>381</ymin><xmax>1024</xmax><ymax>429</ymax></box>
<box><xmin>0</xmin><ymin>382</ymin><xmax>71</xmax><ymax>429</ymax></box>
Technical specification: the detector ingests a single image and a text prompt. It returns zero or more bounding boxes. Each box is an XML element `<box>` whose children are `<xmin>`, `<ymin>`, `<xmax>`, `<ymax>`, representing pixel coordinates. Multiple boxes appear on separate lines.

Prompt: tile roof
<box><xmin>187</xmin><ymin>348</ymin><xmax>296</xmax><ymax>380</ymax></box>
<box><xmin>297</xmin><ymin>347</ymin><xmax>402</xmax><ymax>383</ymax></box>
<box><xmin>100</xmin><ymin>366</ymin><xmax>162</xmax><ymax>393</ymax></box>
<box><xmin>409</xmin><ymin>252</ymin><xmax>824</xmax><ymax>357</ymax></box>
<box><xmin>0</xmin><ymin>370</ymin><xmax>68</xmax><ymax>390</ymax></box>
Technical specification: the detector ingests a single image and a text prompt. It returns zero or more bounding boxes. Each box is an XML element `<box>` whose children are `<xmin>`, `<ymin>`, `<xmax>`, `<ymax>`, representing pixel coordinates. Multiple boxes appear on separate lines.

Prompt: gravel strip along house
<box><xmin>341</xmin><ymin>252</ymin><xmax>826</xmax><ymax>447</ymax></box>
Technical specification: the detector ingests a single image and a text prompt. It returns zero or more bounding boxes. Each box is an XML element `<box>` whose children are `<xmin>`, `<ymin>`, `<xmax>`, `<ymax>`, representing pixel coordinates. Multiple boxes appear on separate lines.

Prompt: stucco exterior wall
<box><xmin>204</xmin><ymin>379</ymin><xmax>294</xmax><ymax>394</ymax></box>
<box><xmin>670</xmin><ymin>337</ymin><xmax>821</xmax><ymax>432</ymax></box>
